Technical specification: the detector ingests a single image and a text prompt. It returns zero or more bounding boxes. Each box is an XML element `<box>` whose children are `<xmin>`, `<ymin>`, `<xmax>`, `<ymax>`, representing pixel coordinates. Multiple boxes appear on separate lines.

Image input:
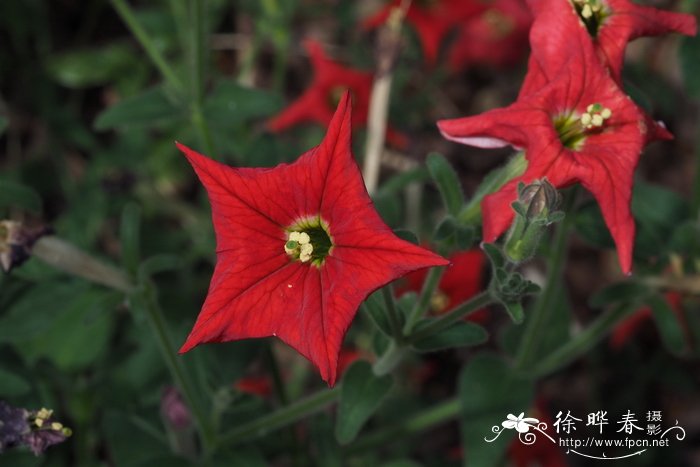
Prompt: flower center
<box><xmin>284</xmin><ymin>217</ymin><xmax>333</xmax><ymax>266</ymax></box>
<box><xmin>571</xmin><ymin>0</ymin><xmax>608</xmax><ymax>36</ymax></box>
<box><xmin>553</xmin><ymin>102</ymin><xmax>612</xmax><ymax>150</ymax></box>
<box><xmin>430</xmin><ymin>289</ymin><xmax>450</xmax><ymax>314</ymax></box>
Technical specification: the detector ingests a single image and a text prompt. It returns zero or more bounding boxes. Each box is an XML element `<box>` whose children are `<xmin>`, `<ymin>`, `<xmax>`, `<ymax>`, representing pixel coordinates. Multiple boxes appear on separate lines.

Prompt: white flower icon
<box><xmin>502</xmin><ymin>413</ymin><xmax>539</xmax><ymax>433</ymax></box>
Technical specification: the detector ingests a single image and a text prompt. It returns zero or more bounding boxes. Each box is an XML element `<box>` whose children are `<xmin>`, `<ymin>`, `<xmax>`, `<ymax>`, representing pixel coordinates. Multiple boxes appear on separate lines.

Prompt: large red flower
<box><xmin>266</xmin><ymin>40</ymin><xmax>407</xmax><ymax>148</ymax></box>
<box><xmin>180</xmin><ymin>93</ymin><xmax>447</xmax><ymax>386</ymax></box>
<box><xmin>447</xmin><ymin>0</ymin><xmax>532</xmax><ymax>72</ymax></box>
<box><xmin>525</xmin><ymin>0</ymin><xmax>696</xmax><ymax>81</ymax></box>
<box><xmin>398</xmin><ymin>249</ymin><xmax>488</xmax><ymax>322</ymax></box>
<box><xmin>437</xmin><ymin>32</ymin><xmax>671</xmax><ymax>274</ymax></box>
<box><xmin>363</xmin><ymin>0</ymin><xmax>485</xmax><ymax>66</ymax></box>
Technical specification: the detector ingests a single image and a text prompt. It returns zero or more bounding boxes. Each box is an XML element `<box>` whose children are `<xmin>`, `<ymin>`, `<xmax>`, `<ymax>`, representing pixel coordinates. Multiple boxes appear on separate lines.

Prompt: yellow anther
<box><xmin>581</xmin><ymin>104</ymin><xmax>612</xmax><ymax>129</ymax></box>
<box><xmin>581</xmin><ymin>4</ymin><xmax>592</xmax><ymax>18</ymax></box>
<box><xmin>601</xmin><ymin>108</ymin><xmax>612</xmax><ymax>119</ymax></box>
<box><xmin>299</xmin><ymin>243</ymin><xmax>313</xmax><ymax>262</ymax></box>
<box><xmin>591</xmin><ymin>114</ymin><xmax>604</xmax><ymax>126</ymax></box>
<box><xmin>580</xmin><ymin>113</ymin><xmax>592</xmax><ymax>126</ymax></box>
<box><xmin>37</xmin><ymin>408</ymin><xmax>53</xmax><ymax>420</ymax></box>
<box><xmin>288</xmin><ymin>231</ymin><xmax>302</xmax><ymax>243</ymax></box>
<box><xmin>51</xmin><ymin>422</ymin><xmax>63</xmax><ymax>431</ymax></box>
<box><xmin>297</xmin><ymin>232</ymin><xmax>310</xmax><ymax>245</ymax></box>
<box><xmin>35</xmin><ymin>418</ymin><xmax>44</xmax><ymax>428</ymax></box>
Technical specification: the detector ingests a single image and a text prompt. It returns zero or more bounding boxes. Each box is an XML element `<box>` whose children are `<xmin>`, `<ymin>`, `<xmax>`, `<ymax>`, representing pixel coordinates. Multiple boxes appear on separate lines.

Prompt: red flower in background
<box><xmin>438</xmin><ymin>31</ymin><xmax>671</xmax><ymax>274</ymax></box>
<box><xmin>507</xmin><ymin>401</ymin><xmax>567</xmax><ymax>467</ymax></box>
<box><xmin>526</xmin><ymin>0</ymin><xmax>696</xmax><ymax>82</ymax></box>
<box><xmin>266</xmin><ymin>40</ymin><xmax>407</xmax><ymax>148</ymax></box>
<box><xmin>363</xmin><ymin>0</ymin><xmax>485</xmax><ymax>66</ymax></box>
<box><xmin>610</xmin><ymin>292</ymin><xmax>685</xmax><ymax>349</ymax></box>
<box><xmin>234</xmin><ymin>348</ymin><xmax>363</xmax><ymax>397</ymax></box>
<box><xmin>180</xmin><ymin>93</ymin><xmax>447</xmax><ymax>386</ymax></box>
<box><xmin>447</xmin><ymin>0</ymin><xmax>532</xmax><ymax>71</ymax></box>
<box><xmin>398</xmin><ymin>249</ymin><xmax>488</xmax><ymax>322</ymax></box>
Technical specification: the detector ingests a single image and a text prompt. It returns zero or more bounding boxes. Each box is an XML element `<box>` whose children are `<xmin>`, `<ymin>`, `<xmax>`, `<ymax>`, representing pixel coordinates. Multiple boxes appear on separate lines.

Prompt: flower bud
<box><xmin>0</xmin><ymin>221</ymin><xmax>51</xmax><ymax>272</ymax></box>
<box><xmin>503</xmin><ymin>179</ymin><xmax>563</xmax><ymax>263</ymax></box>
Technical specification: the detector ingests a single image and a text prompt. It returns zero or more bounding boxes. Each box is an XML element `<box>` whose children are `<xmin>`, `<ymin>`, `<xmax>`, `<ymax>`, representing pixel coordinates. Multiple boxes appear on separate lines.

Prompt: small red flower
<box><xmin>447</xmin><ymin>0</ymin><xmax>532</xmax><ymax>72</ymax></box>
<box><xmin>437</xmin><ymin>34</ymin><xmax>670</xmax><ymax>274</ymax></box>
<box><xmin>526</xmin><ymin>0</ymin><xmax>697</xmax><ymax>81</ymax></box>
<box><xmin>266</xmin><ymin>40</ymin><xmax>407</xmax><ymax>148</ymax></box>
<box><xmin>610</xmin><ymin>292</ymin><xmax>685</xmax><ymax>349</ymax></box>
<box><xmin>180</xmin><ymin>93</ymin><xmax>447</xmax><ymax>386</ymax></box>
<box><xmin>398</xmin><ymin>249</ymin><xmax>488</xmax><ymax>322</ymax></box>
<box><xmin>363</xmin><ymin>0</ymin><xmax>485</xmax><ymax>66</ymax></box>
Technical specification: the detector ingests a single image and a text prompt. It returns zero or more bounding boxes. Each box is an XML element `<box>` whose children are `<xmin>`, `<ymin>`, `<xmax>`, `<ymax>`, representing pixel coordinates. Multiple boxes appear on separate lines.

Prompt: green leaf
<box><xmin>632</xmin><ymin>181</ymin><xmax>689</xmax><ymax>259</ymax></box>
<box><xmin>589</xmin><ymin>282</ymin><xmax>650</xmax><ymax>308</ymax></box>
<box><xmin>45</xmin><ymin>43</ymin><xmax>137</xmax><ymax>88</ymax></box>
<box><xmin>648</xmin><ymin>293</ymin><xmax>686</xmax><ymax>355</ymax></box>
<box><xmin>363</xmin><ymin>291</ymin><xmax>392</xmax><ymax>336</ymax></box>
<box><xmin>679</xmin><ymin>34</ymin><xmax>700</xmax><ymax>99</ymax></box>
<box><xmin>426</xmin><ymin>153</ymin><xmax>464</xmax><ymax>217</ymax></box>
<box><xmin>376</xmin><ymin>167</ymin><xmax>430</xmax><ymax>198</ymax></box>
<box><xmin>204</xmin><ymin>81</ymin><xmax>283</xmax><ymax>126</ymax></box>
<box><xmin>0</xmin><ymin>368</ymin><xmax>31</xmax><ymax>396</ymax></box>
<box><xmin>412</xmin><ymin>321</ymin><xmax>488</xmax><ymax>352</ymax></box>
<box><xmin>459</xmin><ymin>354</ymin><xmax>534</xmax><ymax>467</ymax></box>
<box><xmin>481</xmin><ymin>243</ymin><xmax>505</xmax><ymax>269</ymax></box>
<box><xmin>393</xmin><ymin>229</ymin><xmax>418</xmax><ymax>245</ymax></box>
<box><xmin>94</xmin><ymin>87</ymin><xmax>183</xmax><ymax>130</ymax></box>
<box><xmin>311</xmin><ymin>415</ymin><xmax>342</xmax><ymax>467</ymax></box>
<box><xmin>18</xmin><ymin>288</ymin><xmax>120</xmax><ymax>371</ymax></box>
<box><xmin>501</xmin><ymin>301</ymin><xmax>524</xmax><ymax>324</ymax></box>
<box><xmin>0</xmin><ymin>179</ymin><xmax>42</xmax><ymax>213</ymax></box>
<box><xmin>335</xmin><ymin>361</ymin><xmax>393</xmax><ymax>444</ymax></box>
<box><xmin>434</xmin><ymin>216</ymin><xmax>457</xmax><ymax>242</ymax></box>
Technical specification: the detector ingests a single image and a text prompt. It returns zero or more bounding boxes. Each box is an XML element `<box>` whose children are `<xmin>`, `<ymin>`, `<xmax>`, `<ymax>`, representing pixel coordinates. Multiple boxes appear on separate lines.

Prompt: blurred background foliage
<box><xmin>1</xmin><ymin>0</ymin><xmax>699</xmax><ymax>465</ymax></box>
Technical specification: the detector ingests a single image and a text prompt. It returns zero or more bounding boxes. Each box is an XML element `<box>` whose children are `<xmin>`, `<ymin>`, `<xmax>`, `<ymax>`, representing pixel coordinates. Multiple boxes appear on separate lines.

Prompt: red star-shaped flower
<box><xmin>437</xmin><ymin>33</ymin><xmax>671</xmax><ymax>274</ymax></box>
<box><xmin>525</xmin><ymin>0</ymin><xmax>696</xmax><ymax>82</ymax></box>
<box><xmin>447</xmin><ymin>0</ymin><xmax>532</xmax><ymax>72</ymax></box>
<box><xmin>363</xmin><ymin>0</ymin><xmax>485</xmax><ymax>66</ymax></box>
<box><xmin>180</xmin><ymin>92</ymin><xmax>447</xmax><ymax>386</ymax></box>
<box><xmin>398</xmin><ymin>249</ymin><xmax>488</xmax><ymax>322</ymax></box>
<box><xmin>266</xmin><ymin>40</ymin><xmax>407</xmax><ymax>148</ymax></box>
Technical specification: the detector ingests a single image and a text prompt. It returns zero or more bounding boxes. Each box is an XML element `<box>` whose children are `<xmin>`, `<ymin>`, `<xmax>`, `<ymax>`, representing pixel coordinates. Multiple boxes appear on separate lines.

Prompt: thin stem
<box><xmin>532</xmin><ymin>303</ymin><xmax>637</xmax><ymax>377</ymax></box>
<box><xmin>382</xmin><ymin>285</ymin><xmax>404</xmax><ymax>343</ymax></box>
<box><xmin>343</xmin><ymin>397</ymin><xmax>460</xmax><ymax>455</ymax></box>
<box><xmin>32</xmin><ymin>236</ymin><xmax>133</xmax><ymax>293</ymax></box>
<box><xmin>372</xmin><ymin>341</ymin><xmax>407</xmax><ymax>377</ymax></box>
<box><xmin>404</xmin><ymin>266</ymin><xmax>445</xmax><ymax>333</ymax></box>
<box><xmin>217</xmin><ymin>388</ymin><xmax>340</xmax><ymax>445</ymax></box>
<box><xmin>514</xmin><ymin>189</ymin><xmax>576</xmax><ymax>370</ymax></box>
<box><xmin>110</xmin><ymin>0</ymin><xmax>184</xmax><ymax>93</ymax></box>
<box><xmin>136</xmin><ymin>283</ymin><xmax>216</xmax><ymax>454</ymax></box>
<box><xmin>187</xmin><ymin>0</ymin><xmax>216</xmax><ymax>156</ymax></box>
<box><xmin>362</xmin><ymin>2</ymin><xmax>409</xmax><ymax>196</ymax></box>
<box><xmin>407</xmin><ymin>291</ymin><xmax>494</xmax><ymax>343</ymax></box>
<box><xmin>263</xmin><ymin>344</ymin><xmax>289</xmax><ymax>406</ymax></box>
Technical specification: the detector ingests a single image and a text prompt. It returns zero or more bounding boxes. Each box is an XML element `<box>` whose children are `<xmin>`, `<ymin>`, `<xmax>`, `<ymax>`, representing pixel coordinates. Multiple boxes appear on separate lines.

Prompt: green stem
<box><xmin>372</xmin><ymin>341</ymin><xmax>407</xmax><ymax>377</ymax></box>
<box><xmin>514</xmin><ymin>189</ymin><xmax>576</xmax><ymax>370</ymax></box>
<box><xmin>135</xmin><ymin>283</ymin><xmax>216</xmax><ymax>454</ymax></box>
<box><xmin>343</xmin><ymin>398</ymin><xmax>460</xmax><ymax>455</ymax></box>
<box><xmin>531</xmin><ymin>302</ymin><xmax>637</xmax><ymax>377</ymax></box>
<box><xmin>263</xmin><ymin>344</ymin><xmax>288</xmax><ymax>405</ymax></box>
<box><xmin>382</xmin><ymin>285</ymin><xmax>404</xmax><ymax>343</ymax></box>
<box><xmin>406</xmin><ymin>291</ymin><xmax>494</xmax><ymax>344</ymax></box>
<box><xmin>187</xmin><ymin>0</ymin><xmax>216</xmax><ymax>156</ymax></box>
<box><xmin>458</xmin><ymin>152</ymin><xmax>526</xmax><ymax>226</ymax></box>
<box><xmin>217</xmin><ymin>388</ymin><xmax>340</xmax><ymax>445</ymax></box>
<box><xmin>110</xmin><ymin>0</ymin><xmax>184</xmax><ymax>93</ymax></box>
<box><xmin>404</xmin><ymin>266</ymin><xmax>445</xmax><ymax>333</ymax></box>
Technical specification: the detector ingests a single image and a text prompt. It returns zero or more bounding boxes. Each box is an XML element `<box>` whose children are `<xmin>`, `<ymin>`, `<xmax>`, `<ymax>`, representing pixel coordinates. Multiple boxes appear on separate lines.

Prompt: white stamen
<box><xmin>601</xmin><ymin>108</ymin><xmax>612</xmax><ymax>119</ymax></box>
<box><xmin>298</xmin><ymin>232</ymin><xmax>310</xmax><ymax>244</ymax></box>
